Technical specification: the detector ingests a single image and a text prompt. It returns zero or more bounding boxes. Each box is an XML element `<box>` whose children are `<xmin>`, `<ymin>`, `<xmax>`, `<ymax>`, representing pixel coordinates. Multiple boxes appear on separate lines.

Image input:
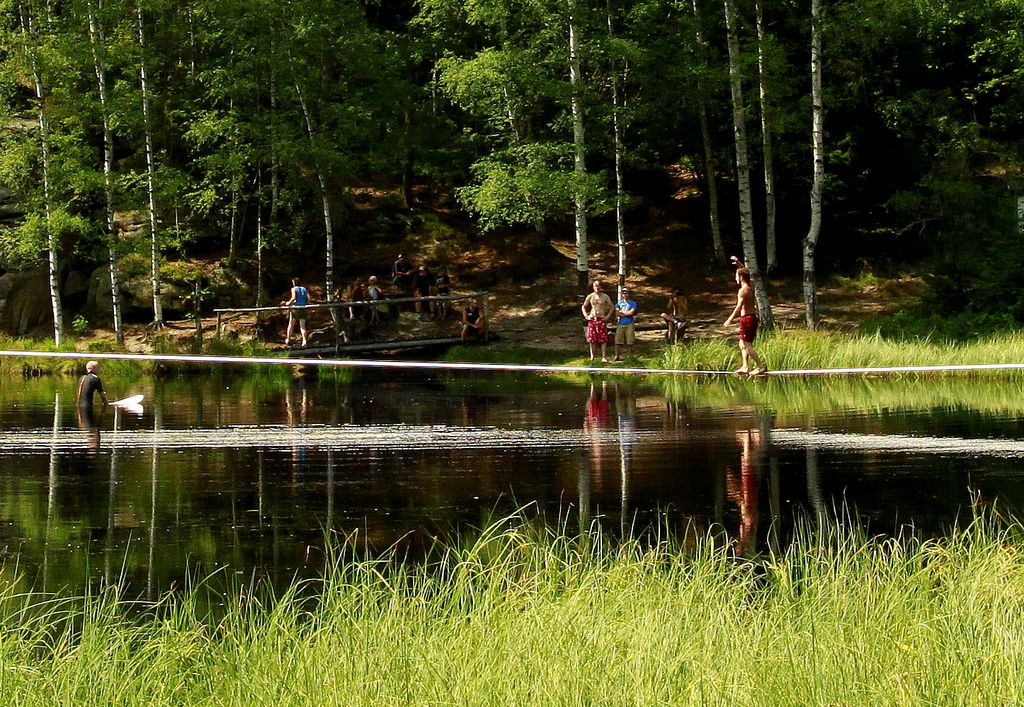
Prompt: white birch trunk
<box><xmin>804</xmin><ymin>0</ymin><xmax>825</xmax><ymax>328</ymax></box>
<box><xmin>724</xmin><ymin>0</ymin><xmax>774</xmax><ymax>328</ymax></box>
<box><xmin>569</xmin><ymin>4</ymin><xmax>589</xmax><ymax>296</ymax></box>
<box><xmin>755</xmin><ymin>0</ymin><xmax>778</xmax><ymax>273</ymax></box>
<box><xmin>19</xmin><ymin>1</ymin><xmax>62</xmax><ymax>345</ymax></box>
<box><xmin>691</xmin><ymin>0</ymin><xmax>725</xmax><ymax>263</ymax></box>
<box><xmin>607</xmin><ymin>1</ymin><xmax>627</xmax><ymax>295</ymax></box>
<box><xmin>138</xmin><ymin>3</ymin><xmax>163</xmax><ymax>327</ymax></box>
<box><xmin>87</xmin><ymin>0</ymin><xmax>123</xmax><ymax>345</ymax></box>
<box><xmin>294</xmin><ymin>81</ymin><xmax>335</xmax><ymax>302</ymax></box>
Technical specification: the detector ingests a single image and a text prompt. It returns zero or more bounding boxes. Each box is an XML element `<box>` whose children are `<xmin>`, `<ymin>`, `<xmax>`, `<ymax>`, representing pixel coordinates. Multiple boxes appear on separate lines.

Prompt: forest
<box><xmin>0</xmin><ymin>0</ymin><xmax>1021</xmax><ymax>344</ymax></box>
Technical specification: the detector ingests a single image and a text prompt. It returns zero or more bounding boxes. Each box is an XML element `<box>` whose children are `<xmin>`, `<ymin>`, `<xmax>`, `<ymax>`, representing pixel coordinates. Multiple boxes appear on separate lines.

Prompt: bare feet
<box><xmin>734</xmin><ymin>368</ymin><xmax>749</xmax><ymax>375</ymax></box>
<box><xmin>750</xmin><ymin>366</ymin><xmax>767</xmax><ymax>376</ymax></box>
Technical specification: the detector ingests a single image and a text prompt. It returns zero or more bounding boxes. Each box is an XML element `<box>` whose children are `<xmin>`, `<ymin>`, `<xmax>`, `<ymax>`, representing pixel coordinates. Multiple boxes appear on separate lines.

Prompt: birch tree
<box><xmin>691</xmin><ymin>0</ymin><xmax>725</xmax><ymax>264</ymax></box>
<box><xmin>755</xmin><ymin>0</ymin><xmax>778</xmax><ymax>273</ymax></box>
<box><xmin>803</xmin><ymin>0</ymin><xmax>824</xmax><ymax>328</ymax></box>
<box><xmin>723</xmin><ymin>0</ymin><xmax>774</xmax><ymax>327</ymax></box>
<box><xmin>607</xmin><ymin>0</ymin><xmax>627</xmax><ymax>294</ymax></box>
<box><xmin>137</xmin><ymin>1</ymin><xmax>162</xmax><ymax>328</ymax></box>
<box><xmin>569</xmin><ymin>0</ymin><xmax>590</xmax><ymax>295</ymax></box>
<box><xmin>17</xmin><ymin>0</ymin><xmax>63</xmax><ymax>344</ymax></box>
<box><xmin>85</xmin><ymin>0</ymin><xmax>124</xmax><ymax>344</ymax></box>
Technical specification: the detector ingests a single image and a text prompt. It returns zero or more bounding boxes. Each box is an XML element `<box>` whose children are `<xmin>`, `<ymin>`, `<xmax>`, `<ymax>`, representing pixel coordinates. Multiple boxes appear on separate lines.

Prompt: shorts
<box><xmin>739</xmin><ymin>314</ymin><xmax>759</xmax><ymax>343</ymax></box>
<box><xmin>290</xmin><ymin>306</ymin><xmax>307</xmax><ymax>322</ymax></box>
<box><xmin>614</xmin><ymin>322</ymin><xmax>636</xmax><ymax>345</ymax></box>
<box><xmin>585</xmin><ymin>318</ymin><xmax>609</xmax><ymax>344</ymax></box>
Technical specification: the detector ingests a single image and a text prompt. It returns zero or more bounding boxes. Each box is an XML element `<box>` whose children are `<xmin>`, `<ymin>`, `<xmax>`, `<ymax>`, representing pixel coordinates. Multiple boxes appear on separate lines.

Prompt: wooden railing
<box><xmin>213</xmin><ymin>291</ymin><xmax>490</xmax><ymax>345</ymax></box>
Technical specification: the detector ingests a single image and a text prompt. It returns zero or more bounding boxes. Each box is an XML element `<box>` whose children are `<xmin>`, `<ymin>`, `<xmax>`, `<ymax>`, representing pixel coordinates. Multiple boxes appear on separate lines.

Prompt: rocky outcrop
<box><xmin>0</xmin><ymin>268</ymin><xmax>52</xmax><ymax>335</ymax></box>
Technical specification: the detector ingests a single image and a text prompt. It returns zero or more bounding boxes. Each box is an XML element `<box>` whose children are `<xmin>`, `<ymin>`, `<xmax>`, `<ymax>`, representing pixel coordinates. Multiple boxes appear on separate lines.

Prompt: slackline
<box><xmin>3</xmin><ymin>350</ymin><xmax>1024</xmax><ymax>377</ymax></box>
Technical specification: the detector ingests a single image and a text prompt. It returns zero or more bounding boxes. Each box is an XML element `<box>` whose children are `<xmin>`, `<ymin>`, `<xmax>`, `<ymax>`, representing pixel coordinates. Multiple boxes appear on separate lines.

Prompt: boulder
<box><xmin>0</xmin><ymin>268</ymin><xmax>53</xmax><ymax>335</ymax></box>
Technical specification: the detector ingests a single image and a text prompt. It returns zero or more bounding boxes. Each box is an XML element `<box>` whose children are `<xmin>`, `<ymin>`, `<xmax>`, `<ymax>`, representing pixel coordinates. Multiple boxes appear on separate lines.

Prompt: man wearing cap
<box><xmin>613</xmin><ymin>287</ymin><xmax>639</xmax><ymax>361</ymax></box>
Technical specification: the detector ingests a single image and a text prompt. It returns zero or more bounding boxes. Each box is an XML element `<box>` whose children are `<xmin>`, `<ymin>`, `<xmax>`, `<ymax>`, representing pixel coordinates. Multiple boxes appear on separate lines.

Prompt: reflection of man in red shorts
<box><xmin>581</xmin><ymin>280</ymin><xmax>614</xmax><ymax>362</ymax></box>
<box><xmin>724</xmin><ymin>260</ymin><xmax>767</xmax><ymax>375</ymax></box>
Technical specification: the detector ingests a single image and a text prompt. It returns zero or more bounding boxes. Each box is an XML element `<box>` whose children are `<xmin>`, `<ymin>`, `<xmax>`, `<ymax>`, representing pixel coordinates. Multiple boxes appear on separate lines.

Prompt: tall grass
<box><xmin>655</xmin><ymin>329</ymin><xmax>1024</xmax><ymax>375</ymax></box>
<box><xmin>2</xmin><ymin>514</ymin><xmax>1024</xmax><ymax>704</ymax></box>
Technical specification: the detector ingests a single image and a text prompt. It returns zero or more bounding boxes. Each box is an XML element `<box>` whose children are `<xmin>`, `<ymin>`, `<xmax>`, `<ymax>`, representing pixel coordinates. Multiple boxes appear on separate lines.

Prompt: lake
<box><xmin>3</xmin><ymin>369</ymin><xmax>1024</xmax><ymax>598</ymax></box>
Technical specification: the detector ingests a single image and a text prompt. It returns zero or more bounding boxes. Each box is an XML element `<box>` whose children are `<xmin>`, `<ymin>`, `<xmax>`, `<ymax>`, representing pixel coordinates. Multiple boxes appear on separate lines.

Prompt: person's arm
<box><xmin>581</xmin><ymin>297</ymin><xmax>591</xmax><ymax>319</ymax></box>
<box><xmin>100</xmin><ymin>390</ymin><xmax>109</xmax><ymax>406</ymax></box>
<box><xmin>283</xmin><ymin>288</ymin><xmax>296</xmax><ymax>306</ymax></box>
<box><xmin>724</xmin><ymin>291</ymin><xmax>743</xmax><ymax>326</ymax></box>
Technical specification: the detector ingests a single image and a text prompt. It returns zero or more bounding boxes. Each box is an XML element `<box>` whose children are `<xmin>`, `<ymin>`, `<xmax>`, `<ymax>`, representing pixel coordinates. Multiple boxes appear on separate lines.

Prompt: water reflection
<box><xmin>727</xmin><ymin>429</ymin><xmax>762</xmax><ymax>558</ymax></box>
<box><xmin>4</xmin><ymin>372</ymin><xmax>1024</xmax><ymax>597</ymax></box>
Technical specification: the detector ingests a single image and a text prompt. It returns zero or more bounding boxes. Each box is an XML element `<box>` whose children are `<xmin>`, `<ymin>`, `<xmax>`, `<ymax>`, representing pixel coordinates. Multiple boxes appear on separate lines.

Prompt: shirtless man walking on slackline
<box><xmin>724</xmin><ymin>257</ymin><xmax>767</xmax><ymax>376</ymax></box>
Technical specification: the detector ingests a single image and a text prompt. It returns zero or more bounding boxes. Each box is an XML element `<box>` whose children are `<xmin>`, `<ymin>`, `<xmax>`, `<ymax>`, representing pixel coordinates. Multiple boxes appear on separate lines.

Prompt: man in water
<box><xmin>581</xmin><ymin>280</ymin><xmax>614</xmax><ymax>362</ymax></box>
<box><xmin>282</xmin><ymin>277</ymin><xmax>310</xmax><ymax>347</ymax></box>
<box><xmin>76</xmin><ymin>360</ymin><xmax>108</xmax><ymax>439</ymax></box>
<box><xmin>724</xmin><ymin>261</ymin><xmax>767</xmax><ymax>376</ymax></box>
<box><xmin>77</xmin><ymin>360</ymin><xmax>109</xmax><ymax>410</ymax></box>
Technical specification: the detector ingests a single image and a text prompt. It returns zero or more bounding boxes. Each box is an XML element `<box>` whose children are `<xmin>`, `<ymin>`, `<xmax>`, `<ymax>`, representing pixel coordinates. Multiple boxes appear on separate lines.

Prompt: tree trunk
<box><xmin>804</xmin><ymin>0</ymin><xmax>825</xmax><ymax>328</ymax></box>
<box><xmin>723</xmin><ymin>0</ymin><xmax>774</xmax><ymax>327</ymax></box>
<box><xmin>755</xmin><ymin>0</ymin><xmax>778</xmax><ymax>273</ymax></box>
<box><xmin>19</xmin><ymin>1</ymin><xmax>62</xmax><ymax>345</ymax></box>
<box><xmin>607</xmin><ymin>0</ymin><xmax>627</xmax><ymax>295</ymax></box>
<box><xmin>569</xmin><ymin>2</ymin><xmax>589</xmax><ymax>296</ymax></box>
<box><xmin>691</xmin><ymin>0</ymin><xmax>725</xmax><ymax>264</ymax></box>
<box><xmin>138</xmin><ymin>3</ymin><xmax>163</xmax><ymax>328</ymax></box>
<box><xmin>294</xmin><ymin>79</ymin><xmax>335</xmax><ymax>303</ymax></box>
<box><xmin>87</xmin><ymin>0</ymin><xmax>123</xmax><ymax>345</ymax></box>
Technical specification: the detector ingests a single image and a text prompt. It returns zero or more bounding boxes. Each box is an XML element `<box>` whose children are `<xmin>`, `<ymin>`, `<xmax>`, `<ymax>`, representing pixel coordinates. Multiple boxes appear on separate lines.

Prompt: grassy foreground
<box><xmin>2</xmin><ymin>516</ymin><xmax>1024</xmax><ymax>704</ymax></box>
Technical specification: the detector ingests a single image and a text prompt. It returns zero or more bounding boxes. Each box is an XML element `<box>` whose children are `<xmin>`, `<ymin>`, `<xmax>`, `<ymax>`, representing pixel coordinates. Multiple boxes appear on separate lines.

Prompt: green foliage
<box><xmin>160</xmin><ymin>260</ymin><xmax>204</xmax><ymax>285</ymax></box>
<box><xmin>71</xmin><ymin>314</ymin><xmax>88</xmax><ymax>335</ymax></box>
<box><xmin>459</xmin><ymin>143</ymin><xmax>608</xmax><ymax>230</ymax></box>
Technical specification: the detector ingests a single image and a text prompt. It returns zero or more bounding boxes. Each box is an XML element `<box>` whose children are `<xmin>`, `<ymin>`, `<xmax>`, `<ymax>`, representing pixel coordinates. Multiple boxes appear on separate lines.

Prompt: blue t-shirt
<box><xmin>617</xmin><ymin>299</ymin><xmax>638</xmax><ymax>325</ymax></box>
<box><xmin>293</xmin><ymin>286</ymin><xmax>309</xmax><ymax>306</ymax></box>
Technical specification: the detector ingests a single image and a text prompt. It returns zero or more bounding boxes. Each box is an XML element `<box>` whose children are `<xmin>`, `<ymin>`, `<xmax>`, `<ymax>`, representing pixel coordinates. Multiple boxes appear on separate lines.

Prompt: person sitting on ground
<box><xmin>366</xmin><ymin>275</ymin><xmax>382</xmax><ymax>325</ymax></box>
<box><xmin>282</xmin><ymin>277</ymin><xmax>310</xmax><ymax>347</ymax></box>
<box><xmin>461</xmin><ymin>298</ymin><xmax>485</xmax><ymax>342</ymax></box>
<box><xmin>659</xmin><ymin>288</ymin><xmax>690</xmax><ymax>342</ymax></box>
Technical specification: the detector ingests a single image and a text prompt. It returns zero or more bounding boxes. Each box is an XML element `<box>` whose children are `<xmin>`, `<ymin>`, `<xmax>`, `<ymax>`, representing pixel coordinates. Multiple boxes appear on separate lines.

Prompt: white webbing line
<box><xmin>3</xmin><ymin>350</ymin><xmax>1024</xmax><ymax>376</ymax></box>
<box><xmin>0</xmin><ymin>349</ymin><xmax>726</xmax><ymax>376</ymax></box>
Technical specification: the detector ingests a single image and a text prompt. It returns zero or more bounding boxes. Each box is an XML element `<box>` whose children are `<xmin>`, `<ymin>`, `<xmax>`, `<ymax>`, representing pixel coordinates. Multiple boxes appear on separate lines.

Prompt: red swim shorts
<box><xmin>586</xmin><ymin>318</ymin><xmax>609</xmax><ymax>344</ymax></box>
<box><xmin>739</xmin><ymin>314</ymin><xmax>759</xmax><ymax>343</ymax></box>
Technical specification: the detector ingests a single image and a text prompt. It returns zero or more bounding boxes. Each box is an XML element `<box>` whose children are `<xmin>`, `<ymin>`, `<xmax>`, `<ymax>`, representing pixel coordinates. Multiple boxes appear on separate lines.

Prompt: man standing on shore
<box><xmin>724</xmin><ymin>261</ymin><xmax>767</xmax><ymax>376</ymax></box>
<box><xmin>581</xmin><ymin>280</ymin><xmax>614</xmax><ymax>362</ymax></box>
<box><xmin>613</xmin><ymin>287</ymin><xmax>638</xmax><ymax>361</ymax></box>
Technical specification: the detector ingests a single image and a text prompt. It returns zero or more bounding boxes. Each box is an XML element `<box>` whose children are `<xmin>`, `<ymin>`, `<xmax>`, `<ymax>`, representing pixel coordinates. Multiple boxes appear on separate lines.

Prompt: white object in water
<box><xmin>111</xmin><ymin>393</ymin><xmax>144</xmax><ymax>408</ymax></box>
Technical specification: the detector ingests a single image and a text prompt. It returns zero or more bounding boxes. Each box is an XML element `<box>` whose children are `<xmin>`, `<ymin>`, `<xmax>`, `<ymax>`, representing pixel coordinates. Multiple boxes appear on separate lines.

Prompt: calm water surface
<box><xmin>3</xmin><ymin>370</ymin><xmax>1024</xmax><ymax>597</ymax></box>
